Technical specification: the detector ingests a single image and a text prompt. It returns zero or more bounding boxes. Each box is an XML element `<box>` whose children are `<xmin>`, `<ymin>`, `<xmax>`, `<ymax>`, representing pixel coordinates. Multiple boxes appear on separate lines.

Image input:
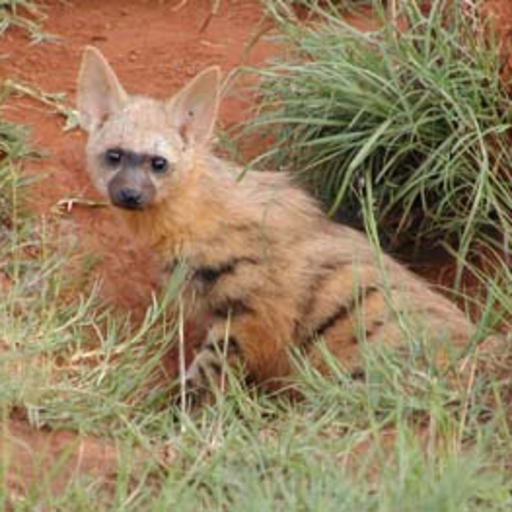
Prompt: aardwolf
<box><xmin>77</xmin><ymin>46</ymin><xmax>480</xmax><ymax>404</ymax></box>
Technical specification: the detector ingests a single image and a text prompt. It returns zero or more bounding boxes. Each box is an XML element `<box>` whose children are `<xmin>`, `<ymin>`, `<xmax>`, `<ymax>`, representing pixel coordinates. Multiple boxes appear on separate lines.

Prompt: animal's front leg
<box><xmin>183</xmin><ymin>320</ymin><xmax>246</xmax><ymax>407</ymax></box>
<box><xmin>181</xmin><ymin>300</ymin><xmax>294</xmax><ymax>409</ymax></box>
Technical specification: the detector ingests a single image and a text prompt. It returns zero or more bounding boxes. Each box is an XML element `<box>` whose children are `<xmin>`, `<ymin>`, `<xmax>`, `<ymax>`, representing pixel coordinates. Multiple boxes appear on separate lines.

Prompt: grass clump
<box><xmin>247</xmin><ymin>0</ymin><xmax>512</xmax><ymax>274</ymax></box>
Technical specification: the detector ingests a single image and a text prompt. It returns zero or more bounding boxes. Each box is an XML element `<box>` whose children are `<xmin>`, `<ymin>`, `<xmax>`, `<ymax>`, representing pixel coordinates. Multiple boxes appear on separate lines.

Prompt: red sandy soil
<box><xmin>1</xmin><ymin>0</ymin><xmax>511</xmax><ymax>498</ymax></box>
<box><xmin>1</xmin><ymin>418</ymin><xmax>123</xmax><ymax>499</ymax></box>
<box><xmin>482</xmin><ymin>0</ymin><xmax>512</xmax><ymax>64</ymax></box>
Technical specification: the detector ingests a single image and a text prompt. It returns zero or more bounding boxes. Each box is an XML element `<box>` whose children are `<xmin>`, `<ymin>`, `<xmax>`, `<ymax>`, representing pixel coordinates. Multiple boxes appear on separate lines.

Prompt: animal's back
<box><xmin>175</xmin><ymin>164</ymin><xmax>475</xmax><ymax>385</ymax></box>
<box><xmin>290</xmin><ymin>222</ymin><xmax>474</xmax><ymax>374</ymax></box>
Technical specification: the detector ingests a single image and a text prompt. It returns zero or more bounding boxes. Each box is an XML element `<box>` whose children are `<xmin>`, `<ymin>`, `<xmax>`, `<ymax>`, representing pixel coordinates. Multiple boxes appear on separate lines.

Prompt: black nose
<box><xmin>114</xmin><ymin>188</ymin><xmax>144</xmax><ymax>209</ymax></box>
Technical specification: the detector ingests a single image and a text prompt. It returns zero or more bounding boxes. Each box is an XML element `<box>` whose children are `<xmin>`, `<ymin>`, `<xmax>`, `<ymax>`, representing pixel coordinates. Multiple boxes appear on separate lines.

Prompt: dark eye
<box><xmin>105</xmin><ymin>149</ymin><xmax>122</xmax><ymax>167</ymax></box>
<box><xmin>150</xmin><ymin>156</ymin><xmax>168</xmax><ymax>174</ymax></box>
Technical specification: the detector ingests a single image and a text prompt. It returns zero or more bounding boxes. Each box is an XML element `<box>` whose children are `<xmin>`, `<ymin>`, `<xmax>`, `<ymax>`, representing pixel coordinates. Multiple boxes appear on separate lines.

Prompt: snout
<box><xmin>106</xmin><ymin>167</ymin><xmax>157</xmax><ymax>211</ymax></box>
<box><xmin>111</xmin><ymin>187</ymin><xmax>146</xmax><ymax>210</ymax></box>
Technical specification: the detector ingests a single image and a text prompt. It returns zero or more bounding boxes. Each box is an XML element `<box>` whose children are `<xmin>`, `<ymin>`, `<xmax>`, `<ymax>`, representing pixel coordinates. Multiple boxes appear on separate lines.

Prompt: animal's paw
<box><xmin>174</xmin><ymin>334</ymin><xmax>244</xmax><ymax>411</ymax></box>
<box><xmin>175</xmin><ymin>349</ymin><xmax>225</xmax><ymax>410</ymax></box>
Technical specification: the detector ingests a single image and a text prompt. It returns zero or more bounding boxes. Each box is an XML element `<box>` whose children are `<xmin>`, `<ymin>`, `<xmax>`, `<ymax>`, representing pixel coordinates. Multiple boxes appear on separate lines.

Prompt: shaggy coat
<box><xmin>78</xmin><ymin>47</ymin><xmax>477</xmax><ymax>402</ymax></box>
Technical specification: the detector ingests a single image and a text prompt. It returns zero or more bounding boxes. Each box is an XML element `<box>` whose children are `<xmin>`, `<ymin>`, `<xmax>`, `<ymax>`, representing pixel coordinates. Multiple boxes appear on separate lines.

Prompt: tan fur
<box><xmin>78</xmin><ymin>47</ymin><xmax>479</xmax><ymax>403</ymax></box>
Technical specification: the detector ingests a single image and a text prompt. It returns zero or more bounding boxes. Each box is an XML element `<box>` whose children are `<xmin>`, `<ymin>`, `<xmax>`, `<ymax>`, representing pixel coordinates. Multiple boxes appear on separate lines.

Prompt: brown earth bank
<box><xmin>1</xmin><ymin>0</ymin><xmax>511</xmax><ymax>498</ymax></box>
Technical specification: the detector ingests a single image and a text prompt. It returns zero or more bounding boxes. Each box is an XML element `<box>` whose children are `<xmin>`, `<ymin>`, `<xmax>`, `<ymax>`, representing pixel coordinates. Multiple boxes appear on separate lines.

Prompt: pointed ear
<box><xmin>77</xmin><ymin>46</ymin><xmax>128</xmax><ymax>132</ymax></box>
<box><xmin>168</xmin><ymin>66</ymin><xmax>221</xmax><ymax>147</ymax></box>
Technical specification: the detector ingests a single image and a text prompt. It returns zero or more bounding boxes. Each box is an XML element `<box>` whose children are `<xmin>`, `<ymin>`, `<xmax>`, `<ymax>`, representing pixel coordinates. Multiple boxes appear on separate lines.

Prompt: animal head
<box><xmin>77</xmin><ymin>46</ymin><xmax>221</xmax><ymax>211</ymax></box>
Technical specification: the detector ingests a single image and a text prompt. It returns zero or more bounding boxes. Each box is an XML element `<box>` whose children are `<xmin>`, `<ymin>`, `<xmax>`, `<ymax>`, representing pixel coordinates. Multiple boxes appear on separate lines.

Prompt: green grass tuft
<box><xmin>245</xmin><ymin>0</ymin><xmax>512</xmax><ymax>277</ymax></box>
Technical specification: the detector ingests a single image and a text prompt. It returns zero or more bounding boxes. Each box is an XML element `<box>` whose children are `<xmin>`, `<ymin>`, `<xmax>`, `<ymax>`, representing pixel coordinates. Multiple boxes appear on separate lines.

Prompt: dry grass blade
<box><xmin>4</xmin><ymin>80</ymin><xmax>79</xmax><ymax>131</ymax></box>
<box><xmin>53</xmin><ymin>197</ymin><xmax>108</xmax><ymax>215</ymax></box>
<box><xmin>0</xmin><ymin>0</ymin><xmax>56</xmax><ymax>43</ymax></box>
